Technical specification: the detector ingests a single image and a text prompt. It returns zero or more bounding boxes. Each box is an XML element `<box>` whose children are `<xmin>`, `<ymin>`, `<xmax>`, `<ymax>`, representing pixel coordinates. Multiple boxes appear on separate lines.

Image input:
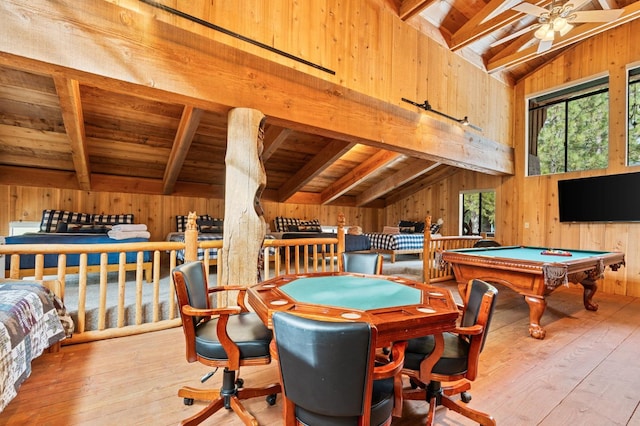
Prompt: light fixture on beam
<box><xmin>401</xmin><ymin>98</ymin><xmax>482</xmax><ymax>132</ymax></box>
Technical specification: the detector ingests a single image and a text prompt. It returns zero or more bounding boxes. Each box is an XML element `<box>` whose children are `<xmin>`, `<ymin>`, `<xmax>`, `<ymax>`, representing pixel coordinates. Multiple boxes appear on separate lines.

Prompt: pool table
<box><xmin>441</xmin><ymin>246</ymin><xmax>625</xmax><ymax>339</ymax></box>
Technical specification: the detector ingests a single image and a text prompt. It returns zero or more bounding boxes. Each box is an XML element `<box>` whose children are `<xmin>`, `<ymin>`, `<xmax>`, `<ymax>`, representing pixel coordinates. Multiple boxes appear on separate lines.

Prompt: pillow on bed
<box><xmin>66</xmin><ymin>223</ymin><xmax>111</xmax><ymax>234</ymax></box>
<box><xmin>398</xmin><ymin>220</ymin><xmax>425</xmax><ymax>233</ymax></box>
<box><xmin>197</xmin><ymin>219</ymin><xmax>224</xmax><ymax>233</ymax></box>
<box><xmin>176</xmin><ymin>214</ymin><xmax>213</xmax><ymax>232</ymax></box>
<box><xmin>40</xmin><ymin>209</ymin><xmax>92</xmax><ymax>232</ymax></box>
<box><xmin>93</xmin><ymin>214</ymin><xmax>134</xmax><ymax>225</ymax></box>
<box><xmin>274</xmin><ymin>217</ymin><xmax>300</xmax><ymax>232</ymax></box>
<box><xmin>298</xmin><ymin>220</ymin><xmax>322</xmax><ymax>232</ymax></box>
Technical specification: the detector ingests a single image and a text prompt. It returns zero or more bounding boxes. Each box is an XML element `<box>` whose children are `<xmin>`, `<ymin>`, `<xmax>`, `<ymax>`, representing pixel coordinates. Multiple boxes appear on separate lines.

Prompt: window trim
<box><xmin>627</xmin><ymin>65</ymin><xmax>640</xmax><ymax>166</ymax></box>
<box><xmin>459</xmin><ymin>189</ymin><xmax>496</xmax><ymax>237</ymax></box>
<box><xmin>525</xmin><ymin>74</ymin><xmax>610</xmax><ymax>177</ymax></box>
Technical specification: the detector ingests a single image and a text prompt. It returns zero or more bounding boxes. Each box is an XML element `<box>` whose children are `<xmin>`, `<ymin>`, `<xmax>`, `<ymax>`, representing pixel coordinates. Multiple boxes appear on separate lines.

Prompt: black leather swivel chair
<box><xmin>341</xmin><ymin>252</ymin><xmax>384</xmax><ymax>275</ymax></box>
<box><xmin>172</xmin><ymin>261</ymin><xmax>280</xmax><ymax>425</ymax></box>
<box><xmin>402</xmin><ymin>279</ymin><xmax>498</xmax><ymax>425</ymax></box>
<box><xmin>473</xmin><ymin>239</ymin><xmax>501</xmax><ymax>248</ymax></box>
<box><xmin>272</xmin><ymin>311</ymin><xmax>406</xmax><ymax>426</ymax></box>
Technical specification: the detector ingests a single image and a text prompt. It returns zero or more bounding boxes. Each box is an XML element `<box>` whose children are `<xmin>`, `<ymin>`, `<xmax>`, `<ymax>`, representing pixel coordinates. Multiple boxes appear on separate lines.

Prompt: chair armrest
<box><xmin>207</xmin><ymin>286</ymin><xmax>250</xmax><ymax>312</ymax></box>
<box><xmin>182</xmin><ymin>305</ymin><xmax>241</xmax><ymax>317</ymax></box>
<box><xmin>373</xmin><ymin>341</ymin><xmax>407</xmax><ymax>380</ymax></box>
<box><xmin>454</xmin><ymin>324</ymin><xmax>484</xmax><ymax>335</ymax></box>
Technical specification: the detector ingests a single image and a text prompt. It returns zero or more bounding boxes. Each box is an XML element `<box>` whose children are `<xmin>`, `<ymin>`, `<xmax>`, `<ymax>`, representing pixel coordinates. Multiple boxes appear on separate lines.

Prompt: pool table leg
<box><xmin>524</xmin><ymin>295</ymin><xmax>547</xmax><ymax>339</ymax></box>
<box><xmin>579</xmin><ymin>278</ymin><xmax>599</xmax><ymax>311</ymax></box>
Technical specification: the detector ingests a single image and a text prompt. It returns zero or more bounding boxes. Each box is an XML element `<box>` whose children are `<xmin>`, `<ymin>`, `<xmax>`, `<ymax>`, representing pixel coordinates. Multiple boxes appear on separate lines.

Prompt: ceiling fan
<box><xmin>491</xmin><ymin>0</ymin><xmax>624</xmax><ymax>53</ymax></box>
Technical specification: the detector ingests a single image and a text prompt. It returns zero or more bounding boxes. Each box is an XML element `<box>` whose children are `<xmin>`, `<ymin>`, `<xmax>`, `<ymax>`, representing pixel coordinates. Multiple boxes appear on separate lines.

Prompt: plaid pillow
<box><xmin>176</xmin><ymin>214</ymin><xmax>213</xmax><ymax>232</ymax></box>
<box><xmin>40</xmin><ymin>209</ymin><xmax>92</xmax><ymax>232</ymax></box>
<box><xmin>93</xmin><ymin>214</ymin><xmax>134</xmax><ymax>225</ymax></box>
<box><xmin>274</xmin><ymin>217</ymin><xmax>301</xmax><ymax>232</ymax></box>
<box><xmin>298</xmin><ymin>219</ymin><xmax>322</xmax><ymax>232</ymax></box>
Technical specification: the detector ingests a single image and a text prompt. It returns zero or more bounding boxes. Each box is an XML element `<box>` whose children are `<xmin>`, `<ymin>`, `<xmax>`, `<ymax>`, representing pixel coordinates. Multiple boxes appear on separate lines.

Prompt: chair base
<box><xmin>177</xmin><ymin>368</ymin><xmax>281</xmax><ymax>426</ymax></box>
<box><xmin>403</xmin><ymin>380</ymin><xmax>495</xmax><ymax>426</ymax></box>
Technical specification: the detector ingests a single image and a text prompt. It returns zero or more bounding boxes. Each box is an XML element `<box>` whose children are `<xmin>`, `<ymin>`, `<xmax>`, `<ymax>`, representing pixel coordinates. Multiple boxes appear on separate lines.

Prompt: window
<box><xmin>527</xmin><ymin>77</ymin><xmax>609</xmax><ymax>176</ymax></box>
<box><xmin>629</xmin><ymin>67</ymin><xmax>640</xmax><ymax>166</ymax></box>
<box><xmin>460</xmin><ymin>191</ymin><xmax>495</xmax><ymax>236</ymax></box>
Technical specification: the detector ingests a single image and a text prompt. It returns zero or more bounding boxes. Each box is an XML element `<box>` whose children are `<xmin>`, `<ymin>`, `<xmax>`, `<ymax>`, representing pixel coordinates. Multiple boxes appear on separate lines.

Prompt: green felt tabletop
<box><xmin>280</xmin><ymin>275</ymin><xmax>422</xmax><ymax>310</ymax></box>
<box><xmin>450</xmin><ymin>246</ymin><xmax>610</xmax><ymax>263</ymax></box>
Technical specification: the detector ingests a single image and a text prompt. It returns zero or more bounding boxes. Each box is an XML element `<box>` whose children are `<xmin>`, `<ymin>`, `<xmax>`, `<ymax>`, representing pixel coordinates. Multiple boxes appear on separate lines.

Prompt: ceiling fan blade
<box><xmin>571</xmin><ymin>9</ymin><xmax>624</xmax><ymax>22</ymax></box>
<box><xmin>490</xmin><ymin>24</ymin><xmax>540</xmax><ymax>47</ymax></box>
<box><xmin>565</xmin><ymin>0</ymin><xmax>593</xmax><ymax>12</ymax></box>
<box><xmin>537</xmin><ymin>38</ymin><xmax>554</xmax><ymax>54</ymax></box>
<box><xmin>512</xmin><ymin>2</ymin><xmax>548</xmax><ymax>16</ymax></box>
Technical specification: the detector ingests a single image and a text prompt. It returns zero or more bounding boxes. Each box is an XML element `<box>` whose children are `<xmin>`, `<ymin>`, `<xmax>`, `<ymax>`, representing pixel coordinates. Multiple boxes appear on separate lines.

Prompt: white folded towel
<box><xmin>108</xmin><ymin>230</ymin><xmax>151</xmax><ymax>240</ymax></box>
<box><xmin>111</xmin><ymin>224</ymin><xmax>148</xmax><ymax>232</ymax></box>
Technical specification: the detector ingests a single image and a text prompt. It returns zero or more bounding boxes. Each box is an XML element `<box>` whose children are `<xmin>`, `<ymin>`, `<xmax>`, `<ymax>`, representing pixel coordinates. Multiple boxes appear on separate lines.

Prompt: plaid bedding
<box><xmin>364</xmin><ymin>233</ymin><xmax>425</xmax><ymax>251</ymax></box>
<box><xmin>0</xmin><ymin>281</ymin><xmax>72</xmax><ymax>411</ymax></box>
<box><xmin>168</xmin><ymin>233</ymin><xmax>275</xmax><ymax>262</ymax></box>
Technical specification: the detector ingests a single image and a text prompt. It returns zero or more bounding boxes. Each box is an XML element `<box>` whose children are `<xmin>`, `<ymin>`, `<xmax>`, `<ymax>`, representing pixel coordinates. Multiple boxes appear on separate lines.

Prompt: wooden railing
<box><xmin>0</xmin><ymin>215</ymin><xmax>480</xmax><ymax>344</ymax></box>
<box><xmin>0</xmin><ymin>234</ymin><xmax>342</xmax><ymax>345</ymax></box>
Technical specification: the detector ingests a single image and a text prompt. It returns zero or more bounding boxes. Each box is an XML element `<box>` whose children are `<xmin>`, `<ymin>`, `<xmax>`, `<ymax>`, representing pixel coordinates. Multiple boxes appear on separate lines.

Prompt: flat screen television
<box><xmin>558</xmin><ymin>172</ymin><xmax>640</xmax><ymax>222</ymax></box>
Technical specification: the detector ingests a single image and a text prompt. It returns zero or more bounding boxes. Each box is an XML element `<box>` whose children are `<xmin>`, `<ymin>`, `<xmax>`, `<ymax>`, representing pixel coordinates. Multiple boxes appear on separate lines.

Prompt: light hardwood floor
<box><xmin>2</xmin><ymin>281</ymin><xmax>640</xmax><ymax>425</ymax></box>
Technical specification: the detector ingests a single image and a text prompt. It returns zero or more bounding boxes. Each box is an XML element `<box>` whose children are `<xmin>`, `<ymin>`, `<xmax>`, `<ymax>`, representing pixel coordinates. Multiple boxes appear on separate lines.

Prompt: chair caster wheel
<box><xmin>183</xmin><ymin>398</ymin><xmax>194</xmax><ymax>406</ymax></box>
<box><xmin>461</xmin><ymin>391</ymin><xmax>472</xmax><ymax>403</ymax></box>
<box><xmin>236</xmin><ymin>378</ymin><xmax>244</xmax><ymax>388</ymax></box>
<box><xmin>266</xmin><ymin>394</ymin><xmax>277</xmax><ymax>405</ymax></box>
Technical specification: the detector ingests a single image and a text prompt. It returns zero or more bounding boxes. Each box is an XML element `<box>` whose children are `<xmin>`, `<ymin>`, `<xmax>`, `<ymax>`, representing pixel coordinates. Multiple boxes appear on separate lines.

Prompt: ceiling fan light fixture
<box><xmin>534</xmin><ymin>24</ymin><xmax>550</xmax><ymax>40</ymax></box>
<box><xmin>559</xmin><ymin>22</ymin><xmax>573</xmax><ymax>36</ymax></box>
<box><xmin>543</xmin><ymin>28</ymin><xmax>555</xmax><ymax>41</ymax></box>
<box><xmin>553</xmin><ymin>17</ymin><xmax>568</xmax><ymax>31</ymax></box>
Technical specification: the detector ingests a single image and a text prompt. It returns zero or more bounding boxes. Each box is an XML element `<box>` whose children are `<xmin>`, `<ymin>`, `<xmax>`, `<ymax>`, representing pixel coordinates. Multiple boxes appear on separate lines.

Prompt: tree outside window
<box><xmin>629</xmin><ymin>68</ymin><xmax>640</xmax><ymax>166</ymax></box>
<box><xmin>528</xmin><ymin>77</ymin><xmax>609</xmax><ymax>176</ymax></box>
<box><xmin>461</xmin><ymin>191</ymin><xmax>495</xmax><ymax>236</ymax></box>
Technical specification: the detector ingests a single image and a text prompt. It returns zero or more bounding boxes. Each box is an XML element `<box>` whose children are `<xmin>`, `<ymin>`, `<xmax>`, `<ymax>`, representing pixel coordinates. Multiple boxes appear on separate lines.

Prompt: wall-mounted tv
<box><xmin>558</xmin><ymin>172</ymin><xmax>640</xmax><ymax>222</ymax></box>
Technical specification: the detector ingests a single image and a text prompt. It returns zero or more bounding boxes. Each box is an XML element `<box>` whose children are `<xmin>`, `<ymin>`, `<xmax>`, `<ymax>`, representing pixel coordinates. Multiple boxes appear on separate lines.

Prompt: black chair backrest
<box><xmin>461</xmin><ymin>279</ymin><xmax>498</xmax><ymax>352</ymax></box>
<box><xmin>341</xmin><ymin>252</ymin><xmax>382</xmax><ymax>274</ymax></box>
<box><xmin>473</xmin><ymin>239</ymin><xmax>501</xmax><ymax>248</ymax></box>
<box><xmin>173</xmin><ymin>261</ymin><xmax>210</xmax><ymax>325</ymax></box>
<box><xmin>273</xmin><ymin>312</ymin><xmax>374</xmax><ymax>421</ymax></box>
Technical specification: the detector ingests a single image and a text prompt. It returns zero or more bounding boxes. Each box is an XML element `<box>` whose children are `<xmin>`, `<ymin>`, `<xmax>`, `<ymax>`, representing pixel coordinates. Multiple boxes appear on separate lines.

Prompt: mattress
<box><xmin>3</xmin><ymin>233</ymin><xmax>151</xmax><ymax>270</ymax></box>
<box><xmin>364</xmin><ymin>233</ymin><xmax>424</xmax><ymax>251</ymax></box>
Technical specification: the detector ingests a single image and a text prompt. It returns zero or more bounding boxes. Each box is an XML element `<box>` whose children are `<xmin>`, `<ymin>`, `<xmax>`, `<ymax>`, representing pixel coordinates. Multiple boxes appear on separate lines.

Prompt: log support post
<box><xmin>221</xmin><ymin>108</ymin><xmax>267</xmax><ymax>304</ymax></box>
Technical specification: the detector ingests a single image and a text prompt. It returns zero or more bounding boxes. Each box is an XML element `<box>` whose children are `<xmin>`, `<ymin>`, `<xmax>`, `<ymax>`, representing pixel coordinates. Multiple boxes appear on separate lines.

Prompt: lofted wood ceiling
<box><xmin>399</xmin><ymin>0</ymin><xmax>640</xmax><ymax>81</ymax></box>
<box><xmin>1</xmin><ymin>0</ymin><xmax>637</xmax><ymax>207</ymax></box>
<box><xmin>0</xmin><ymin>63</ymin><xmax>463</xmax><ymax>208</ymax></box>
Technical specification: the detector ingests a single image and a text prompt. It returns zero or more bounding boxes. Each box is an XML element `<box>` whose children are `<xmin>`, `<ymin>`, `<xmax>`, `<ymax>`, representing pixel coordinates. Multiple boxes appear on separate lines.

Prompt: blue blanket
<box><xmin>4</xmin><ymin>233</ymin><xmax>151</xmax><ymax>270</ymax></box>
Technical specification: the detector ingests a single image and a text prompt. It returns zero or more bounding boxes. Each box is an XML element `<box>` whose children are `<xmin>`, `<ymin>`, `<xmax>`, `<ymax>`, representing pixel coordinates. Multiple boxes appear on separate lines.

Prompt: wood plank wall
<box><xmin>509</xmin><ymin>20</ymin><xmax>640</xmax><ymax>297</ymax></box>
<box><xmin>113</xmin><ymin>0</ymin><xmax>511</xmax><ymax>146</ymax></box>
<box><xmin>0</xmin><ymin>184</ymin><xmax>382</xmax><ymax>240</ymax></box>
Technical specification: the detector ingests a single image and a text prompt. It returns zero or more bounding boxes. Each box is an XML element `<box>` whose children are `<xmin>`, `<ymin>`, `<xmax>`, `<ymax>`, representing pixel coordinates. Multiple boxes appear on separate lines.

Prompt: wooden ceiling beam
<box><xmin>487</xmin><ymin>2</ymin><xmax>640</xmax><ymax>73</ymax></box>
<box><xmin>399</xmin><ymin>0</ymin><xmax>435</xmax><ymax>21</ymax></box>
<box><xmin>450</xmin><ymin>0</ymin><xmax>551</xmax><ymax>51</ymax></box>
<box><xmin>0</xmin><ymin>0</ymin><xmax>513</xmax><ymax>177</ymax></box>
<box><xmin>277</xmin><ymin>139</ymin><xmax>355</xmax><ymax>202</ymax></box>
<box><xmin>320</xmin><ymin>150</ymin><xmax>402</xmax><ymax>205</ymax></box>
<box><xmin>384</xmin><ymin>164</ymin><xmax>460</xmax><ymax>205</ymax></box>
<box><xmin>356</xmin><ymin>158</ymin><xmax>438</xmax><ymax>206</ymax></box>
<box><xmin>53</xmin><ymin>77</ymin><xmax>91</xmax><ymax>190</ymax></box>
<box><xmin>162</xmin><ymin>105</ymin><xmax>203</xmax><ymax>194</ymax></box>
<box><xmin>262</xmin><ymin>125</ymin><xmax>291</xmax><ymax>162</ymax></box>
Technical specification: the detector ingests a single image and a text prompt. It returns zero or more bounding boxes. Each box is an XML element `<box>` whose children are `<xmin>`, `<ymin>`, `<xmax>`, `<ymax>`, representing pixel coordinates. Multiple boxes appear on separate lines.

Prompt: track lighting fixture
<box><xmin>401</xmin><ymin>98</ymin><xmax>482</xmax><ymax>132</ymax></box>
